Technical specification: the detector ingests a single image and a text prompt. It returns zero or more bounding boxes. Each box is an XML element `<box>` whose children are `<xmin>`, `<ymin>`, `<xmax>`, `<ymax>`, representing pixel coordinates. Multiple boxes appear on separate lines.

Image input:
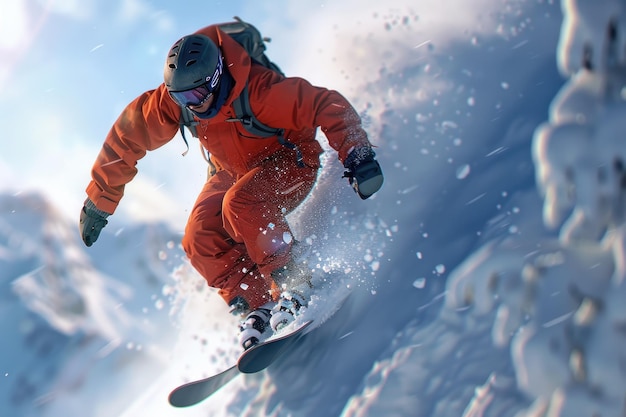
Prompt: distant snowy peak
<box><xmin>0</xmin><ymin>191</ymin><xmax>183</xmax><ymax>339</ymax></box>
<box><xmin>0</xmin><ymin>191</ymin><xmax>190</xmax><ymax>417</ymax></box>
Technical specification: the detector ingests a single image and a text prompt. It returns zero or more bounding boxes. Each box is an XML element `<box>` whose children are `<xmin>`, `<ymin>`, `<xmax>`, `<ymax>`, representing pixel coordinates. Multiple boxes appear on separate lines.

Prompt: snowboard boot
<box><xmin>269</xmin><ymin>282</ymin><xmax>313</xmax><ymax>331</ymax></box>
<box><xmin>269</xmin><ymin>243</ymin><xmax>315</xmax><ymax>331</ymax></box>
<box><xmin>238</xmin><ymin>308</ymin><xmax>272</xmax><ymax>350</ymax></box>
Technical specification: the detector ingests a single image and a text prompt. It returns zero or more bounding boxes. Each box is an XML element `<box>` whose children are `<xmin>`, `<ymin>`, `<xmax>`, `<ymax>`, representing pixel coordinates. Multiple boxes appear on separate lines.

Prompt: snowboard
<box><xmin>168</xmin><ymin>365</ymin><xmax>239</xmax><ymax>408</ymax></box>
<box><xmin>238</xmin><ymin>320</ymin><xmax>313</xmax><ymax>373</ymax></box>
<box><xmin>168</xmin><ymin>320</ymin><xmax>313</xmax><ymax>408</ymax></box>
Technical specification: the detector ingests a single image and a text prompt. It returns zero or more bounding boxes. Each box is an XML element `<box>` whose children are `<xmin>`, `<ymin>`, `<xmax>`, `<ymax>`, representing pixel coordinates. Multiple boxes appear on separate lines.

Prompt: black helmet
<box><xmin>164</xmin><ymin>34</ymin><xmax>221</xmax><ymax>92</ymax></box>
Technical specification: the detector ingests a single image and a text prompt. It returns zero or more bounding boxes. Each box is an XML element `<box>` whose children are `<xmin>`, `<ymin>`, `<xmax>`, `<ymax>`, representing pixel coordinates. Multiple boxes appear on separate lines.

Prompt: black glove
<box><xmin>79</xmin><ymin>199</ymin><xmax>110</xmax><ymax>247</ymax></box>
<box><xmin>343</xmin><ymin>147</ymin><xmax>384</xmax><ymax>200</ymax></box>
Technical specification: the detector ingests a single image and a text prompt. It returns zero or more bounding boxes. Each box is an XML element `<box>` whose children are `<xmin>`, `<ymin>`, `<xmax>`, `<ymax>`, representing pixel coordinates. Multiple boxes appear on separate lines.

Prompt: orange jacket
<box><xmin>86</xmin><ymin>25</ymin><xmax>371</xmax><ymax>214</ymax></box>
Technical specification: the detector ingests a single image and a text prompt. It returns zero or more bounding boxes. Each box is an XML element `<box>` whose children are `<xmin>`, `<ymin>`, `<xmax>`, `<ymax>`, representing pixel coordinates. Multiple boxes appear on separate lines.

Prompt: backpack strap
<box><xmin>227</xmin><ymin>82</ymin><xmax>304</xmax><ymax>167</ymax></box>
<box><xmin>228</xmin><ymin>83</ymin><xmax>282</xmax><ymax>138</ymax></box>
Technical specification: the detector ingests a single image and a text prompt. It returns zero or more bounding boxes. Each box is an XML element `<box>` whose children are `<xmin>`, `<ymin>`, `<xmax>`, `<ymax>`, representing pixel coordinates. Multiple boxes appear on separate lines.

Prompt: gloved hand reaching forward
<box><xmin>79</xmin><ymin>199</ymin><xmax>110</xmax><ymax>247</ymax></box>
<box><xmin>343</xmin><ymin>147</ymin><xmax>384</xmax><ymax>199</ymax></box>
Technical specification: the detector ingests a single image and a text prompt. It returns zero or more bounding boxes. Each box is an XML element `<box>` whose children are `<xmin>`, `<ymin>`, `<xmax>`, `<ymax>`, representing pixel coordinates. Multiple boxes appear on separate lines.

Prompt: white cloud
<box><xmin>260</xmin><ymin>0</ymin><xmax>516</xmax><ymax>89</ymax></box>
<box><xmin>120</xmin><ymin>175</ymin><xmax>188</xmax><ymax>227</ymax></box>
<box><xmin>34</xmin><ymin>0</ymin><xmax>96</xmax><ymax>20</ymax></box>
<box><xmin>118</xmin><ymin>0</ymin><xmax>152</xmax><ymax>23</ymax></box>
<box><xmin>117</xmin><ymin>0</ymin><xmax>175</xmax><ymax>32</ymax></box>
<box><xmin>0</xmin><ymin>1</ymin><xmax>29</xmax><ymax>49</ymax></box>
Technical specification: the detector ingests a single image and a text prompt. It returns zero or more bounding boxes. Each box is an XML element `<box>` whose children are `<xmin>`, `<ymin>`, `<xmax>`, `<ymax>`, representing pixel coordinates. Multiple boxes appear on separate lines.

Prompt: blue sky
<box><xmin>0</xmin><ymin>0</ymin><xmax>513</xmax><ymax>230</ymax></box>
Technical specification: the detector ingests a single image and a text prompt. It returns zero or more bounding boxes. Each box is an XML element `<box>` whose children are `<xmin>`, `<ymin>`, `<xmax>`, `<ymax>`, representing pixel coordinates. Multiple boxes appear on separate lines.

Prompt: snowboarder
<box><xmin>78</xmin><ymin>22</ymin><xmax>383</xmax><ymax>349</ymax></box>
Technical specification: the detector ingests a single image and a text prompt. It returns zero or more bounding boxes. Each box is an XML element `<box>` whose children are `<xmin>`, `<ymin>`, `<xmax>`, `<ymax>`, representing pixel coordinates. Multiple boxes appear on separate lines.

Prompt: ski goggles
<box><xmin>169</xmin><ymin>54</ymin><xmax>223</xmax><ymax>108</ymax></box>
<box><xmin>169</xmin><ymin>83</ymin><xmax>216</xmax><ymax>108</ymax></box>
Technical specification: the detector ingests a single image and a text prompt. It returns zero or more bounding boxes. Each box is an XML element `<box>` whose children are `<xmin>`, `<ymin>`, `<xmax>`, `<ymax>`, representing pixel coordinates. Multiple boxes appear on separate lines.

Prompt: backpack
<box><xmin>178</xmin><ymin>17</ymin><xmax>303</xmax><ymax>173</ymax></box>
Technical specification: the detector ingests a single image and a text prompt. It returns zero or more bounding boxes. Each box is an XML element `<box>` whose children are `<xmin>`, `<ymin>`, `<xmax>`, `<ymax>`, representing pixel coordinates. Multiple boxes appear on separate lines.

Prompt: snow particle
<box><xmin>416</xmin><ymin>113</ymin><xmax>429</xmax><ymax>123</ymax></box>
<box><xmin>456</xmin><ymin>164</ymin><xmax>471</xmax><ymax>179</ymax></box>
<box><xmin>413</xmin><ymin>278</ymin><xmax>426</xmax><ymax>289</ymax></box>
<box><xmin>161</xmin><ymin>285</ymin><xmax>174</xmax><ymax>296</ymax></box>
<box><xmin>416</xmin><ymin>251</ymin><xmax>423</xmax><ymax>260</ymax></box>
<box><xmin>240</xmin><ymin>283</ymin><xmax>249</xmax><ymax>290</ymax></box>
<box><xmin>441</xmin><ymin>120</ymin><xmax>458</xmax><ymax>130</ymax></box>
<box><xmin>435</xmin><ymin>264</ymin><xmax>446</xmax><ymax>275</ymax></box>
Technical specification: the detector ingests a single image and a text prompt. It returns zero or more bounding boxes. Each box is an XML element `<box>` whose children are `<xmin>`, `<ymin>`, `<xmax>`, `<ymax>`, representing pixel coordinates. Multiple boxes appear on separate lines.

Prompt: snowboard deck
<box><xmin>168</xmin><ymin>320</ymin><xmax>313</xmax><ymax>407</ymax></box>
<box><xmin>238</xmin><ymin>320</ymin><xmax>313</xmax><ymax>373</ymax></box>
<box><xmin>168</xmin><ymin>365</ymin><xmax>239</xmax><ymax>408</ymax></box>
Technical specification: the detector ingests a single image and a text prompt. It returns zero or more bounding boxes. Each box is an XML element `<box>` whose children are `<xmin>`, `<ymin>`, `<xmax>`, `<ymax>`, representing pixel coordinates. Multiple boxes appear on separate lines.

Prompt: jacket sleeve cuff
<box><xmin>84</xmin><ymin>198</ymin><xmax>112</xmax><ymax>217</ymax></box>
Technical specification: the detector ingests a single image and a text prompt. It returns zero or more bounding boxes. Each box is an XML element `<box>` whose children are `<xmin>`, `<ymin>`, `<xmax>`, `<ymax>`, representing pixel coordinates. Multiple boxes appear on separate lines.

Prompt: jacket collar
<box><xmin>208</xmin><ymin>26</ymin><xmax>250</xmax><ymax>108</ymax></box>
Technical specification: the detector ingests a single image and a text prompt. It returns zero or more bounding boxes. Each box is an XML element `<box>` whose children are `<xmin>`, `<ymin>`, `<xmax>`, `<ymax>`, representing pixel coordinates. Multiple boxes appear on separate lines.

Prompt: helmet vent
<box><xmin>164</xmin><ymin>34</ymin><xmax>218</xmax><ymax>89</ymax></box>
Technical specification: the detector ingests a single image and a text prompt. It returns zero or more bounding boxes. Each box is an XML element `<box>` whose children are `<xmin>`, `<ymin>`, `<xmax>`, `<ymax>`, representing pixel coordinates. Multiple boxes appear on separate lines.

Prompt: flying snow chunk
<box><xmin>283</xmin><ymin>232</ymin><xmax>293</xmax><ymax>244</ymax></box>
<box><xmin>456</xmin><ymin>164</ymin><xmax>471</xmax><ymax>179</ymax></box>
<box><xmin>441</xmin><ymin>120</ymin><xmax>458</xmax><ymax>130</ymax></box>
<box><xmin>413</xmin><ymin>278</ymin><xmax>426</xmax><ymax>289</ymax></box>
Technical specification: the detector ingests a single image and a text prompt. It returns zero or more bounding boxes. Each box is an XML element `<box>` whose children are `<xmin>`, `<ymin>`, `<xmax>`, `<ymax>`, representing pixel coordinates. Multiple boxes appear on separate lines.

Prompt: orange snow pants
<box><xmin>182</xmin><ymin>154</ymin><xmax>318</xmax><ymax>310</ymax></box>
